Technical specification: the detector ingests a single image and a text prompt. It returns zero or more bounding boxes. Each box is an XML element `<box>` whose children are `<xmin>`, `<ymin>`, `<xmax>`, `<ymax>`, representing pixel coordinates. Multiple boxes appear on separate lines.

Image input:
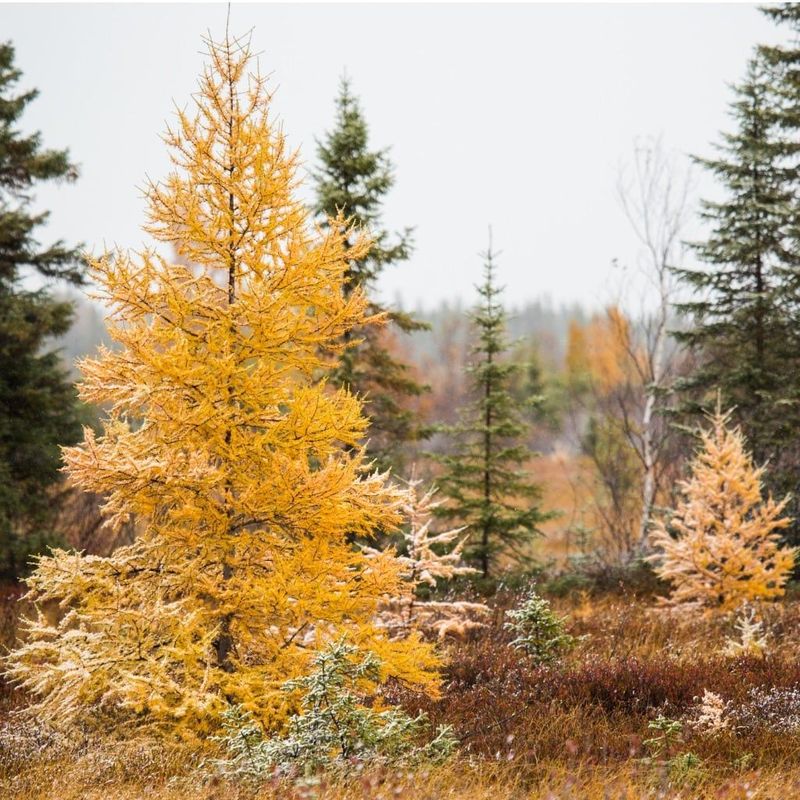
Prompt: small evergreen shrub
<box><xmin>504</xmin><ymin>587</ymin><xmax>577</xmax><ymax>664</ymax></box>
<box><xmin>642</xmin><ymin>715</ymin><xmax>705</xmax><ymax>785</ymax></box>
<box><xmin>214</xmin><ymin>640</ymin><xmax>456</xmax><ymax>781</ymax></box>
<box><xmin>642</xmin><ymin>714</ymin><xmax>683</xmax><ymax>760</ymax></box>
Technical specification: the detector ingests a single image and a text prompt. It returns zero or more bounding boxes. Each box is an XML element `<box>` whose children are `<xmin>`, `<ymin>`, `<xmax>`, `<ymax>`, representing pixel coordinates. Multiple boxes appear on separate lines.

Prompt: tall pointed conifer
<box><xmin>756</xmin><ymin>4</ymin><xmax>800</xmax><ymax>532</ymax></box>
<box><xmin>7</xmin><ymin>35</ymin><xmax>439</xmax><ymax>736</ymax></box>
<box><xmin>313</xmin><ymin>78</ymin><xmax>426</xmax><ymax>472</ymax></box>
<box><xmin>433</xmin><ymin>237</ymin><xmax>549</xmax><ymax>578</ymax></box>
<box><xmin>675</xmin><ymin>54</ymin><xmax>800</xmax><ymax>528</ymax></box>
<box><xmin>0</xmin><ymin>42</ymin><xmax>85</xmax><ymax>578</ymax></box>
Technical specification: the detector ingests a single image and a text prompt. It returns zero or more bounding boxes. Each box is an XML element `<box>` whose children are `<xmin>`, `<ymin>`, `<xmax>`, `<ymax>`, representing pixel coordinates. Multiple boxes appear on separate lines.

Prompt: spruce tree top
<box><xmin>760</xmin><ymin>3</ymin><xmax>800</xmax><ymax>78</ymax></box>
<box><xmin>0</xmin><ymin>41</ymin><xmax>83</xmax><ymax>286</ymax></box>
<box><xmin>313</xmin><ymin>76</ymin><xmax>411</xmax><ymax>289</ymax></box>
<box><xmin>673</xmin><ymin>54</ymin><xmax>798</xmax><ymax>414</ymax></box>
<box><xmin>679</xmin><ymin>56</ymin><xmax>795</xmax><ymax>297</ymax></box>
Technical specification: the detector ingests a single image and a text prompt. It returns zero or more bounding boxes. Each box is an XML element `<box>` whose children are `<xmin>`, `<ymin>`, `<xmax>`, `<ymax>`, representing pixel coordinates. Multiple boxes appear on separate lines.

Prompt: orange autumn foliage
<box><xmin>6</xmin><ymin>33</ymin><xmax>440</xmax><ymax>736</ymax></box>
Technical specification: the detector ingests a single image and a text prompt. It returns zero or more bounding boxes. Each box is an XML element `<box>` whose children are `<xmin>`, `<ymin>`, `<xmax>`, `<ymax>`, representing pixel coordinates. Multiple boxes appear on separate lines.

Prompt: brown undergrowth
<box><xmin>4</xmin><ymin>585</ymin><xmax>800</xmax><ymax>799</ymax></box>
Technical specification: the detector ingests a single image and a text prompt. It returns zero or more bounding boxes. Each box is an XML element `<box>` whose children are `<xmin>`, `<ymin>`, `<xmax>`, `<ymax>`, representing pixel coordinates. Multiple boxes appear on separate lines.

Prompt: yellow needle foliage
<box><xmin>648</xmin><ymin>406</ymin><xmax>795</xmax><ymax>611</ymax></box>
<box><xmin>5</xmin><ymin>34</ymin><xmax>440</xmax><ymax>736</ymax></box>
<box><xmin>566</xmin><ymin>307</ymin><xmax>640</xmax><ymax>393</ymax></box>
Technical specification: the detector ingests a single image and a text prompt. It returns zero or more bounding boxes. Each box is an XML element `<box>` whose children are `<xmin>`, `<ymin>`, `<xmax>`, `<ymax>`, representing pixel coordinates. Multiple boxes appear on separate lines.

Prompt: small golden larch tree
<box><xmin>648</xmin><ymin>405</ymin><xmax>795</xmax><ymax>610</ymax></box>
<box><xmin>5</xmin><ymin>33</ymin><xmax>440</xmax><ymax>736</ymax></box>
<box><xmin>365</xmin><ymin>472</ymin><xmax>489</xmax><ymax>641</ymax></box>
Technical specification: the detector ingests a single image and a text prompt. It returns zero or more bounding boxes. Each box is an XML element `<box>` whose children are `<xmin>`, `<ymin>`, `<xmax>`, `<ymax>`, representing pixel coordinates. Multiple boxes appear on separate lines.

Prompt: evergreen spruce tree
<box><xmin>674</xmin><ymin>54</ymin><xmax>800</xmax><ymax>532</ymax></box>
<box><xmin>757</xmin><ymin>4</ymin><xmax>800</xmax><ymax>535</ymax></box>
<box><xmin>432</xmin><ymin>237</ymin><xmax>549</xmax><ymax>578</ymax></box>
<box><xmin>313</xmin><ymin>77</ymin><xmax>426</xmax><ymax>473</ymax></box>
<box><xmin>760</xmin><ymin>4</ymin><xmax>800</xmax><ymax>129</ymax></box>
<box><xmin>508</xmin><ymin>341</ymin><xmax>556</xmax><ymax>440</ymax></box>
<box><xmin>0</xmin><ymin>42</ymin><xmax>85</xmax><ymax>579</ymax></box>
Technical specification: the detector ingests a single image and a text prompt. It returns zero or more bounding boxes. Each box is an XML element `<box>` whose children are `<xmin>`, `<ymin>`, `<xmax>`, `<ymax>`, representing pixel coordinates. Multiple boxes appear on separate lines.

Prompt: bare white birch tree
<box><xmin>616</xmin><ymin>136</ymin><xmax>693</xmax><ymax>556</ymax></box>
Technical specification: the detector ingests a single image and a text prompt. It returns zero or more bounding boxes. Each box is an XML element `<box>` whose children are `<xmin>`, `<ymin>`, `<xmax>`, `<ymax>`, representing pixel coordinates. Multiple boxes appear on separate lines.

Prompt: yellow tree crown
<box><xmin>648</xmin><ymin>404</ymin><xmax>795</xmax><ymax>610</ymax></box>
<box><xmin>6</xmin><ymin>33</ymin><xmax>440</xmax><ymax>736</ymax></box>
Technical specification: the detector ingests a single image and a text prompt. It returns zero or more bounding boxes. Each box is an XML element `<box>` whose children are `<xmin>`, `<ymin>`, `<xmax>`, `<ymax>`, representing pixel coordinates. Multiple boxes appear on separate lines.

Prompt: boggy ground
<box><xmin>3</xmin><ymin>582</ymin><xmax>800</xmax><ymax>799</ymax></box>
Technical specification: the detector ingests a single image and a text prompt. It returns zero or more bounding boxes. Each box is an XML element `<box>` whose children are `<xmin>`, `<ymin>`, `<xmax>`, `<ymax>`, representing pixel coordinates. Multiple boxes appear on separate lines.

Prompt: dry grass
<box><xmin>4</xmin><ymin>586</ymin><xmax>800</xmax><ymax>799</ymax></box>
<box><xmin>6</xmin><ymin>750</ymin><xmax>800</xmax><ymax>800</ymax></box>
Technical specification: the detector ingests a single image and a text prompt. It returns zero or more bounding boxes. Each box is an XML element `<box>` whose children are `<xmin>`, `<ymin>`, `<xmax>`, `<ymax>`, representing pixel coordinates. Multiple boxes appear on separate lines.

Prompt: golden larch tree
<box><xmin>565</xmin><ymin>319</ymin><xmax>590</xmax><ymax>386</ymax></box>
<box><xmin>648</xmin><ymin>405</ymin><xmax>795</xmax><ymax>610</ymax></box>
<box><xmin>6</xmin><ymin>34</ymin><xmax>440</xmax><ymax>735</ymax></box>
<box><xmin>365</xmin><ymin>471</ymin><xmax>489</xmax><ymax>641</ymax></box>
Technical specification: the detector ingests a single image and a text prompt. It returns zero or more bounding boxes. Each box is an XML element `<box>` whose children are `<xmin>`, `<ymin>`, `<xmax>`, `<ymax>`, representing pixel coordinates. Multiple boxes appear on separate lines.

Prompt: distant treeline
<box><xmin>54</xmin><ymin>291</ymin><xmax>589</xmax><ymax>376</ymax></box>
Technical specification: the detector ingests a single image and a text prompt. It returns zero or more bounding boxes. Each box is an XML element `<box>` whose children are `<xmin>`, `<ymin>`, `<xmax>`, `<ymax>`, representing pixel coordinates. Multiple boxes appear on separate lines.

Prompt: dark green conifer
<box><xmin>432</xmin><ymin>238</ymin><xmax>550</xmax><ymax>578</ymax></box>
<box><xmin>753</xmin><ymin>5</ymin><xmax>800</xmax><ymax>537</ymax></box>
<box><xmin>0</xmin><ymin>41</ymin><xmax>85</xmax><ymax>578</ymax></box>
<box><xmin>313</xmin><ymin>77</ymin><xmax>426</xmax><ymax>473</ymax></box>
<box><xmin>760</xmin><ymin>3</ymin><xmax>800</xmax><ymax>124</ymax></box>
<box><xmin>674</xmin><ymin>54</ymin><xmax>800</xmax><ymax>474</ymax></box>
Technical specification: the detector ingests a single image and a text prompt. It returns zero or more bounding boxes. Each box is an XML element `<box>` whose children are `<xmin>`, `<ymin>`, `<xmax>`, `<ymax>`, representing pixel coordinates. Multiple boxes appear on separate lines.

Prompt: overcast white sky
<box><xmin>3</xmin><ymin>3</ymin><xmax>785</xmax><ymax>310</ymax></box>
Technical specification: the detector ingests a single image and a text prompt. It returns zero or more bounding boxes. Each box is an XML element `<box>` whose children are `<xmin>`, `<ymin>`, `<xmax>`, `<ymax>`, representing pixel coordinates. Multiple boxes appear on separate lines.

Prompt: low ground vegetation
<box><xmin>6</xmin><ymin>578</ymin><xmax>800</xmax><ymax>799</ymax></box>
